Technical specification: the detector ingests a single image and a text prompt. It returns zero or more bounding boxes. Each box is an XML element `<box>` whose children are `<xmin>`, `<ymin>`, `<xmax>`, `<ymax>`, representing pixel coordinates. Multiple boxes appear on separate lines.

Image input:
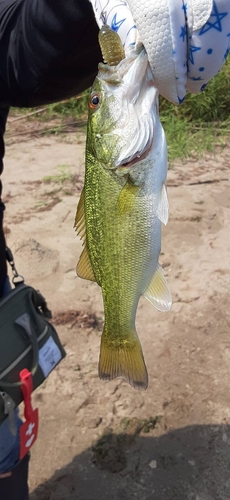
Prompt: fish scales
<box><xmin>75</xmin><ymin>27</ymin><xmax>172</xmax><ymax>390</ymax></box>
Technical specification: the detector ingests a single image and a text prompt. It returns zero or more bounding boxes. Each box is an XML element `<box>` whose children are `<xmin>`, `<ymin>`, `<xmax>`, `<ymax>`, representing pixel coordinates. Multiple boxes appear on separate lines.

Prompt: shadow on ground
<box><xmin>30</xmin><ymin>423</ymin><xmax>230</xmax><ymax>500</ymax></box>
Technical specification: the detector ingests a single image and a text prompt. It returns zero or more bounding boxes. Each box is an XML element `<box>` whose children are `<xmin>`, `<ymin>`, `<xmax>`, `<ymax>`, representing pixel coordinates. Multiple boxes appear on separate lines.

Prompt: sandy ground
<box><xmin>2</xmin><ymin>118</ymin><xmax>230</xmax><ymax>499</ymax></box>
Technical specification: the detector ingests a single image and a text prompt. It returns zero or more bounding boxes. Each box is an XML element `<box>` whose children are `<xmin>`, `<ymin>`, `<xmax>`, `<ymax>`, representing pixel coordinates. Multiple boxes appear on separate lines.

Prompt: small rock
<box><xmin>50</xmin><ymin>485</ymin><xmax>70</xmax><ymax>500</ymax></box>
<box><xmin>188</xmin><ymin>460</ymin><xmax>195</xmax><ymax>466</ymax></box>
<box><xmin>88</xmin><ymin>417</ymin><xmax>102</xmax><ymax>429</ymax></box>
<box><xmin>149</xmin><ymin>460</ymin><xmax>157</xmax><ymax>469</ymax></box>
<box><xmin>74</xmin><ymin>364</ymin><xmax>81</xmax><ymax>371</ymax></box>
<box><xmin>222</xmin><ymin>433</ymin><xmax>229</xmax><ymax>443</ymax></box>
<box><xmin>162</xmin><ymin>261</ymin><xmax>170</xmax><ymax>268</ymax></box>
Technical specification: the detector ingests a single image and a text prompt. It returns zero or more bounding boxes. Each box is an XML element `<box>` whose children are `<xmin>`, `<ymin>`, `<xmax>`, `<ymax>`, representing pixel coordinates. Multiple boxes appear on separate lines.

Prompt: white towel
<box><xmin>89</xmin><ymin>0</ymin><xmax>230</xmax><ymax>104</ymax></box>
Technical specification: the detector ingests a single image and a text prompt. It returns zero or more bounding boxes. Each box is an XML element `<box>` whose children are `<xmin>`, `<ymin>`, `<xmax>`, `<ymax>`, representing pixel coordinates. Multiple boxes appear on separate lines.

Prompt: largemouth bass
<box><xmin>75</xmin><ymin>26</ymin><xmax>171</xmax><ymax>390</ymax></box>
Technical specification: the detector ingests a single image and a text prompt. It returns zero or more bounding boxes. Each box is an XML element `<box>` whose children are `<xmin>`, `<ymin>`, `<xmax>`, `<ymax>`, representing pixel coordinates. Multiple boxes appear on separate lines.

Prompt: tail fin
<box><xmin>99</xmin><ymin>330</ymin><xmax>148</xmax><ymax>390</ymax></box>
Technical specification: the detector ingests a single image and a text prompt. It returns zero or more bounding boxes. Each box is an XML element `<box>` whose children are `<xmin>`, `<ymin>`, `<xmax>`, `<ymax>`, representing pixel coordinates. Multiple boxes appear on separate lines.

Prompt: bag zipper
<box><xmin>0</xmin><ymin>391</ymin><xmax>17</xmax><ymax>435</ymax></box>
<box><xmin>0</xmin><ymin>284</ymin><xmax>27</xmax><ymax>307</ymax></box>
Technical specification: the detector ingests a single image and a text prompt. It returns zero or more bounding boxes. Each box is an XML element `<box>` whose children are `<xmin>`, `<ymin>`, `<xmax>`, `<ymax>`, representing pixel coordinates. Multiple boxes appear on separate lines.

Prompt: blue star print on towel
<box><xmin>111</xmin><ymin>13</ymin><xmax>126</xmax><ymax>32</ymax></box>
<box><xmin>199</xmin><ymin>1</ymin><xmax>228</xmax><ymax>34</ymax></box>
<box><xmin>189</xmin><ymin>76</ymin><xmax>203</xmax><ymax>81</ymax></box>
<box><xmin>189</xmin><ymin>45</ymin><xmax>201</xmax><ymax>64</ymax></box>
<box><xmin>187</xmin><ymin>0</ymin><xmax>230</xmax><ymax>94</ymax></box>
<box><xmin>182</xmin><ymin>2</ymin><xmax>187</xmax><ymax>14</ymax></box>
<box><xmin>180</xmin><ymin>25</ymin><xmax>187</xmax><ymax>42</ymax></box>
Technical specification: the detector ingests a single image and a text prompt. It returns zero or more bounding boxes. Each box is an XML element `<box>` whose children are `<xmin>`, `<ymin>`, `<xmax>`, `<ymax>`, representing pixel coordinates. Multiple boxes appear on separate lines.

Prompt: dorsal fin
<box><xmin>77</xmin><ymin>247</ymin><xmax>96</xmax><ymax>282</ymax></box>
<box><xmin>144</xmin><ymin>263</ymin><xmax>172</xmax><ymax>311</ymax></box>
<box><xmin>74</xmin><ymin>188</ymin><xmax>86</xmax><ymax>240</ymax></box>
<box><xmin>74</xmin><ymin>188</ymin><xmax>96</xmax><ymax>282</ymax></box>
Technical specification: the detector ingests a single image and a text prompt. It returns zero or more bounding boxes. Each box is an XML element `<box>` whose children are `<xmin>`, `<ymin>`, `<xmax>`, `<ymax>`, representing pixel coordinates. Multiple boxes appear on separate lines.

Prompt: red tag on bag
<box><xmin>19</xmin><ymin>408</ymin><xmax>39</xmax><ymax>460</ymax></box>
<box><xmin>19</xmin><ymin>369</ymin><xmax>39</xmax><ymax>460</ymax></box>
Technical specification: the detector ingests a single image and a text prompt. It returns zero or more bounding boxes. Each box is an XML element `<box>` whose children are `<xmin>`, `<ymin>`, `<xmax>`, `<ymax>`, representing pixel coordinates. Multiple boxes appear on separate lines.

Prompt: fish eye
<box><xmin>89</xmin><ymin>92</ymin><xmax>101</xmax><ymax>110</ymax></box>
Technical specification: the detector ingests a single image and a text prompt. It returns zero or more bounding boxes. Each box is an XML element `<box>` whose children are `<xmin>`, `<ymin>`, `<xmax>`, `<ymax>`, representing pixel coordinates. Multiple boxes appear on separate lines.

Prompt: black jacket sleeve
<box><xmin>0</xmin><ymin>0</ymin><xmax>101</xmax><ymax>107</ymax></box>
<box><xmin>0</xmin><ymin>105</ymin><xmax>9</xmax><ymax>293</ymax></box>
<box><xmin>0</xmin><ymin>0</ymin><xmax>102</xmax><ymax>292</ymax></box>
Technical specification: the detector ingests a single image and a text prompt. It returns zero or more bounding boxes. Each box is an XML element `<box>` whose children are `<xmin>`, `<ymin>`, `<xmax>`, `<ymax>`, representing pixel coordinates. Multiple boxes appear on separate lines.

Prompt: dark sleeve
<box><xmin>0</xmin><ymin>0</ymin><xmax>101</xmax><ymax>107</ymax></box>
<box><xmin>0</xmin><ymin>1</ymin><xmax>102</xmax><ymax>288</ymax></box>
<box><xmin>0</xmin><ymin>105</ymin><xmax>9</xmax><ymax>293</ymax></box>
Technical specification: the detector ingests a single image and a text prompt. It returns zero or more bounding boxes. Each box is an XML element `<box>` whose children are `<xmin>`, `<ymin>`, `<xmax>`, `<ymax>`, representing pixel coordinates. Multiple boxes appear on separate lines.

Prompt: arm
<box><xmin>0</xmin><ymin>0</ymin><xmax>101</xmax><ymax>289</ymax></box>
<box><xmin>0</xmin><ymin>105</ymin><xmax>9</xmax><ymax>294</ymax></box>
<box><xmin>0</xmin><ymin>0</ymin><xmax>101</xmax><ymax>106</ymax></box>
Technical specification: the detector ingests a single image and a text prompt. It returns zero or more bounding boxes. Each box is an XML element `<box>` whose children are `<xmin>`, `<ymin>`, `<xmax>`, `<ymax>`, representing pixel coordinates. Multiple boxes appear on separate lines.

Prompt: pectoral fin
<box><xmin>77</xmin><ymin>247</ymin><xmax>96</xmax><ymax>282</ymax></box>
<box><xmin>157</xmin><ymin>183</ymin><xmax>169</xmax><ymax>225</ymax></box>
<box><xmin>144</xmin><ymin>263</ymin><xmax>172</xmax><ymax>311</ymax></box>
<box><xmin>116</xmin><ymin>180</ymin><xmax>139</xmax><ymax>216</ymax></box>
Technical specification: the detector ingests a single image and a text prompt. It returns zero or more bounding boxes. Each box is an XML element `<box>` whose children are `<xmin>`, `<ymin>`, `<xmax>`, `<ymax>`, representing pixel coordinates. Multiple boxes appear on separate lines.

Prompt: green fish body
<box><xmin>75</xmin><ymin>29</ymin><xmax>171</xmax><ymax>390</ymax></box>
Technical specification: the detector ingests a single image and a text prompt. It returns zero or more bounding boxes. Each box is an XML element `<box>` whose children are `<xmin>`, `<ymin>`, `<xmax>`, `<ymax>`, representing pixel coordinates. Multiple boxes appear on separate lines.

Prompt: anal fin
<box><xmin>144</xmin><ymin>263</ymin><xmax>172</xmax><ymax>312</ymax></box>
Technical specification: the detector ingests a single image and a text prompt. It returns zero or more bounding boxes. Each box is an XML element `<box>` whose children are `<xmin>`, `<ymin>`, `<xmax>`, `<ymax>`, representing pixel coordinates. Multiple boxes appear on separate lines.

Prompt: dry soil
<box><xmin>2</xmin><ymin>118</ymin><xmax>230</xmax><ymax>500</ymax></box>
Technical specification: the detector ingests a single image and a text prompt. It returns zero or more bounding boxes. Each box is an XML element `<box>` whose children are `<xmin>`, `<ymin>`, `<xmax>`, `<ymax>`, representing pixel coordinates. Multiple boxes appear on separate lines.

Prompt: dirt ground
<box><xmin>2</xmin><ymin>117</ymin><xmax>230</xmax><ymax>499</ymax></box>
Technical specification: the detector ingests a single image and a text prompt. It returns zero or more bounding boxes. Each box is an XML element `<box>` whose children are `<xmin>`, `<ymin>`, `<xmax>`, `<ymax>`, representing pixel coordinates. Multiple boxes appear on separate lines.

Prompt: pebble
<box><xmin>149</xmin><ymin>460</ymin><xmax>157</xmax><ymax>469</ymax></box>
<box><xmin>162</xmin><ymin>261</ymin><xmax>171</xmax><ymax>268</ymax></box>
<box><xmin>222</xmin><ymin>433</ymin><xmax>229</xmax><ymax>443</ymax></box>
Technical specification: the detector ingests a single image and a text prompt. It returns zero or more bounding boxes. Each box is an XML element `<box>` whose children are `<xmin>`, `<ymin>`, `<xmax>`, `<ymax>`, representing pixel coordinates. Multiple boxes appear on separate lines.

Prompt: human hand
<box><xmin>89</xmin><ymin>0</ymin><xmax>230</xmax><ymax>104</ymax></box>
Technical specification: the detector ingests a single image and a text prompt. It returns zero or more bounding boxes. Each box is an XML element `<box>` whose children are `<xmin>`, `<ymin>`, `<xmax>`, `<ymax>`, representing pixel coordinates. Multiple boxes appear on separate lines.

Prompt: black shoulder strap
<box><xmin>6</xmin><ymin>246</ymin><xmax>24</xmax><ymax>286</ymax></box>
